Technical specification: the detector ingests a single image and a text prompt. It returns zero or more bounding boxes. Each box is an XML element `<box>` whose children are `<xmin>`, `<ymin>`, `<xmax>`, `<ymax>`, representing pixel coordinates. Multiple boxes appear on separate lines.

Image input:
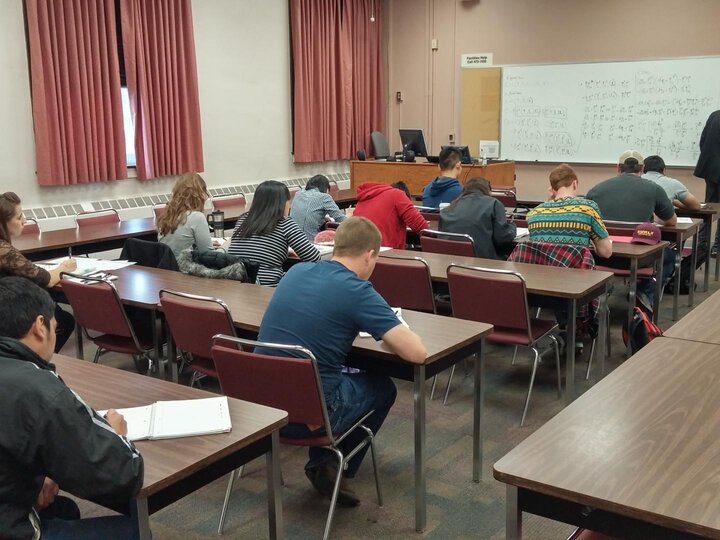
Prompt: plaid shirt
<box><xmin>509</xmin><ymin>241</ymin><xmax>599</xmax><ymax>337</ymax></box>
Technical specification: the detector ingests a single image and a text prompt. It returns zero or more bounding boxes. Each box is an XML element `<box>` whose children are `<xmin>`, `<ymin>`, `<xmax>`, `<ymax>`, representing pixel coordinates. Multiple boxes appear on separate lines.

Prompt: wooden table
<box><xmin>383</xmin><ymin>249</ymin><xmax>613</xmax><ymax>397</ymax></box>
<box><xmin>333</xmin><ymin>188</ymin><xmax>357</xmax><ymax>208</ymax></box>
<box><xmin>664</xmin><ymin>288</ymin><xmax>720</xmax><ymax>345</ymax></box>
<box><xmin>53</xmin><ymin>354</ymin><xmax>288</xmax><ymax>539</ymax></box>
<box><xmin>676</xmin><ymin>203</ymin><xmax>720</xmax><ymax>291</ymax></box>
<box><xmin>494</xmin><ymin>337</ymin><xmax>720</xmax><ymax>539</ymax></box>
<box><xmin>105</xmin><ymin>266</ymin><xmax>492</xmax><ymax>533</ymax></box>
<box><xmin>350</xmin><ymin>160</ymin><xmax>516</xmax><ymax>194</ymax></box>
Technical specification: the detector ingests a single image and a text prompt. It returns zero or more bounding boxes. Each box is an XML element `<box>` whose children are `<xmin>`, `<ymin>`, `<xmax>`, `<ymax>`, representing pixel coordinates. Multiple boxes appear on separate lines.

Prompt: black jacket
<box><xmin>694</xmin><ymin>110</ymin><xmax>720</xmax><ymax>183</ymax></box>
<box><xmin>0</xmin><ymin>338</ymin><xmax>143</xmax><ymax>539</ymax></box>
<box><xmin>439</xmin><ymin>193</ymin><xmax>517</xmax><ymax>260</ymax></box>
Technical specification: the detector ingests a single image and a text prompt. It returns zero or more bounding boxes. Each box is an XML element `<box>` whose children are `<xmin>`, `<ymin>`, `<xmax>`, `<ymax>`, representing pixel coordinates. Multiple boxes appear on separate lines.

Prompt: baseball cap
<box><xmin>631</xmin><ymin>223</ymin><xmax>661</xmax><ymax>245</ymax></box>
<box><xmin>618</xmin><ymin>149</ymin><xmax>644</xmax><ymax>164</ymax></box>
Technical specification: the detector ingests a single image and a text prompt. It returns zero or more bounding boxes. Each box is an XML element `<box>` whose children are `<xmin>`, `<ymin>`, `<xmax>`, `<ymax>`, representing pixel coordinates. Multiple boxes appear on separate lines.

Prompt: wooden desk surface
<box><xmin>383</xmin><ymin>249</ymin><xmax>613</xmax><ymax>299</ymax></box>
<box><xmin>110</xmin><ymin>266</ymin><xmax>492</xmax><ymax>365</ymax></box>
<box><xmin>676</xmin><ymin>203</ymin><xmax>720</xmax><ymax>221</ymax></box>
<box><xmin>494</xmin><ymin>337</ymin><xmax>720</xmax><ymax>537</ymax></box>
<box><xmin>664</xmin><ymin>289</ymin><xmax>720</xmax><ymax>345</ymax></box>
<box><xmin>53</xmin><ymin>354</ymin><xmax>287</xmax><ymax>498</ymax></box>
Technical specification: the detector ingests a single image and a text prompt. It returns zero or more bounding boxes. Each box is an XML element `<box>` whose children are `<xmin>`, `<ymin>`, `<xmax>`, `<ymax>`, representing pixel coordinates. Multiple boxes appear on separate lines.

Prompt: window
<box><xmin>120</xmin><ymin>88</ymin><xmax>136</xmax><ymax>167</ymax></box>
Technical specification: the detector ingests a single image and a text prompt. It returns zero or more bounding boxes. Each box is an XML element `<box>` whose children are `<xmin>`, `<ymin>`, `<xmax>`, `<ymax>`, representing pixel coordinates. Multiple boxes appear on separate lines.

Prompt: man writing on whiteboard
<box><xmin>587</xmin><ymin>150</ymin><xmax>677</xmax><ymax>313</ymax></box>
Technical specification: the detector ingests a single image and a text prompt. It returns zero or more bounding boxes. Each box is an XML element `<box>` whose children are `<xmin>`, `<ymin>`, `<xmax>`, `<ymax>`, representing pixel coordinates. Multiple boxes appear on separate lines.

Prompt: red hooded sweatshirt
<box><xmin>353</xmin><ymin>183</ymin><xmax>428</xmax><ymax>248</ymax></box>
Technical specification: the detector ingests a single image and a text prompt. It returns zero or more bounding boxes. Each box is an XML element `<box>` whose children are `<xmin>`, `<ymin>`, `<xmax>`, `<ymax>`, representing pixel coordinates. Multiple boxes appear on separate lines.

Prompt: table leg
<box><xmin>689</xmin><ymin>231</ymin><xmax>698</xmax><ymax>307</ymax></box>
<box><xmin>266</xmin><ymin>430</ymin><xmax>284</xmax><ymax>540</ymax></box>
<box><xmin>704</xmin><ymin>222</ymin><xmax>711</xmax><ymax>292</ymax></box>
<box><xmin>652</xmin><ymin>256</ymin><xmax>662</xmax><ymax>321</ymax></box>
<box><xmin>716</xmin><ymin>240</ymin><xmax>720</xmax><ymax>282</ymax></box>
<box><xmin>74</xmin><ymin>321</ymin><xmax>84</xmax><ymax>360</ymax></box>
<box><xmin>627</xmin><ymin>258</ymin><xmax>638</xmax><ymax>340</ymax></box>
<box><xmin>506</xmin><ymin>485</ymin><xmax>521</xmax><ymax>540</ymax></box>
<box><xmin>597</xmin><ymin>288</ymin><xmax>608</xmax><ymax>379</ymax></box>
<box><xmin>413</xmin><ymin>364</ymin><xmax>427</xmax><ymax>533</ymax></box>
<box><xmin>672</xmin><ymin>243</ymin><xmax>681</xmax><ymax>321</ymax></box>
<box><xmin>473</xmin><ymin>343</ymin><xmax>485</xmax><ymax>483</ymax></box>
<box><xmin>131</xmin><ymin>497</ymin><xmax>152</xmax><ymax>540</ymax></box>
<box><xmin>164</xmin><ymin>318</ymin><xmax>179</xmax><ymax>383</ymax></box>
<box><xmin>565</xmin><ymin>298</ymin><xmax>577</xmax><ymax>404</ymax></box>
<box><xmin>152</xmin><ymin>309</ymin><xmax>163</xmax><ymax>379</ymax></box>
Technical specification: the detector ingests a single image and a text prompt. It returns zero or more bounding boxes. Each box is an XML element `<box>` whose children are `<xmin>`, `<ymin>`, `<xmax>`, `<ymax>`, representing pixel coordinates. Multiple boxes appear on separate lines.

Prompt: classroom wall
<box><xmin>0</xmin><ymin>0</ymin><xmax>347</xmax><ymax>210</ymax></box>
<box><xmin>386</xmin><ymin>0</ymin><xmax>720</xmax><ymax>200</ymax></box>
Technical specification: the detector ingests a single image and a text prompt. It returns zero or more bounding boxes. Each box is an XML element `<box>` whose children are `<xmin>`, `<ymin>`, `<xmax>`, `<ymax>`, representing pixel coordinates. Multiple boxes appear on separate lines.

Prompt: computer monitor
<box><xmin>441</xmin><ymin>145</ymin><xmax>472</xmax><ymax>165</ymax></box>
<box><xmin>399</xmin><ymin>129</ymin><xmax>428</xmax><ymax>157</ymax></box>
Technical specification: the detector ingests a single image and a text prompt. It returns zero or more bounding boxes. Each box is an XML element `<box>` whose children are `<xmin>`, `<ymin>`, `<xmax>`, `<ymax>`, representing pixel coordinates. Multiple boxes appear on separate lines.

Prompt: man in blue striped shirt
<box><xmin>290</xmin><ymin>175</ymin><xmax>347</xmax><ymax>241</ymax></box>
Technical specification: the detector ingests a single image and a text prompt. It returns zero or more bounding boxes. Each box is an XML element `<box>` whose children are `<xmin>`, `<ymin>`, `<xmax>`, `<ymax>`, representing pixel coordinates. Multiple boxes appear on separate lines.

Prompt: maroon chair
<box><xmin>420</xmin><ymin>229</ymin><xmax>475</xmax><ymax>257</ymax></box>
<box><xmin>159</xmin><ymin>290</ymin><xmax>237</xmax><ymax>387</ymax></box>
<box><xmin>21</xmin><ymin>218</ymin><xmax>40</xmax><ymax>236</ymax></box>
<box><xmin>289</xmin><ymin>185</ymin><xmax>301</xmax><ymax>200</ymax></box>
<box><xmin>74</xmin><ymin>208</ymin><xmax>121</xmax><ymax>227</ymax></box>
<box><xmin>419</xmin><ymin>210</ymin><xmax>440</xmax><ymax>222</ymax></box>
<box><xmin>328</xmin><ymin>180</ymin><xmax>340</xmax><ymax>196</ymax></box>
<box><xmin>61</xmin><ymin>274</ymin><xmax>154</xmax><ymax>372</ymax></box>
<box><xmin>492</xmin><ymin>189</ymin><xmax>518</xmax><ymax>211</ymax></box>
<box><xmin>568</xmin><ymin>528</ymin><xmax>618</xmax><ymax>540</ymax></box>
<box><xmin>152</xmin><ymin>204</ymin><xmax>167</xmax><ymax>220</ymax></box>
<box><xmin>211</xmin><ymin>335</ymin><xmax>383</xmax><ymax>540</ymax></box>
<box><xmin>447</xmin><ymin>264</ymin><xmax>561</xmax><ymax>426</ymax></box>
<box><xmin>212</xmin><ymin>194</ymin><xmax>247</xmax><ymax>209</ymax></box>
<box><xmin>369</xmin><ymin>255</ymin><xmax>436</xmax><ymax>314</ymax></box>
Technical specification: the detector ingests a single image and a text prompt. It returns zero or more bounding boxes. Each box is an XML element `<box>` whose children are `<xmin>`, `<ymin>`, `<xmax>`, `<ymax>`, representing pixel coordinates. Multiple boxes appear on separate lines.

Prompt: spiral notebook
<box><xmin>99</xmin><ymin>396</ymin><xmax>232</xmax><ymax>441</ymax></box>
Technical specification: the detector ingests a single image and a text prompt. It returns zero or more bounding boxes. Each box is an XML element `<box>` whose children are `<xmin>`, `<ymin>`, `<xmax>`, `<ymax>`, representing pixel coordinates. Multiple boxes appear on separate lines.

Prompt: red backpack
<box><xmin>622</xmin><ymin>307</ymin><xmax>663</xmax><ymax>354</ymax></box>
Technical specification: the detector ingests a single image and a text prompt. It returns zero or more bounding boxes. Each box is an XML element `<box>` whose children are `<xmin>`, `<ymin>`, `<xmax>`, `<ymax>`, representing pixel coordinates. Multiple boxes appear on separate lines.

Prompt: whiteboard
<box><xmin>500</xmin><ymin>57</ymin><xmax>720</xmax><ymax>166</ymax></box>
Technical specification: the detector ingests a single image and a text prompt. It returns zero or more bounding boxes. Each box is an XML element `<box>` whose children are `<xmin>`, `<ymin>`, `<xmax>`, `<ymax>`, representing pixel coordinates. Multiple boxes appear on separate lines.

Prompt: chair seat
<box><xmin>186</xmin><ymin>356</ymin><xmax>218</xmax><ymax>378</ymax></box>
<box><xmin>487</xmin><ymin>318</ymin><xmax>557</xmax><ymax>346</ymax></box>
<box><xmin>281</xmin><ymin>434</ymin><xmax>334</xmax><ymax>447</ymax></box>
<box><xmin>91</xmin><ymin>333</ymin><xmax>154</xmax><ymax>355</ymax></box>
<box><xmin>681</xmin><ymin>247</ymin><xmax>692</xmax><ymax>258</ymax></box>
<box><xmin>572</xmin><ymin>529</ymin><xmax>618</xmax><ymax>540</ymax></box>
<box><xmin>594</xmin><ymin>265</ymin><xmax>654</xmax><ymax>278</ymax></box>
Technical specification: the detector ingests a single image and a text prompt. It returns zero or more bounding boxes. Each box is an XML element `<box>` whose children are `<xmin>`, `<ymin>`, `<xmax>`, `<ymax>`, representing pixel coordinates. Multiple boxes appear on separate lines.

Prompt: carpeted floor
<box><xmin>64</xmin><ymin>268</ymin><xmax>717</xmax><ymax>539</ymax></box>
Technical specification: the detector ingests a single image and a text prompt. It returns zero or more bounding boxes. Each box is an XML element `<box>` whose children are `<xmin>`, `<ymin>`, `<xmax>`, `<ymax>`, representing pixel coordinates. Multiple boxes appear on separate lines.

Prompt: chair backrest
<box><xmin>419</xmin><ymin>210</ymin><xmax>440</xmax><ymax>222</ymax></box>
<box><xmin>211</xmin><ymin>334</ymin><xmax>332</xmax><ymax>434</ymax></box>
<box><xmin>492</xmin><ymin>190</ymin><xmax>517</xmax><ymax>209</ymax></box>
<box><xmin>420</xmin><ymin>229</ymin><xmax>475</xmax><ymax>257</ymax></box>
<box><xmin>213</xmin><ymin>194</ymin><xmax>247</xmax><ymax>209</ymax></box>
<box><xmin>120</xmin><ymin>238</ymin><xmax>179</xmax><ymax>271</ymax></box>
<box><xmin>75</xmin><ymin>209</ymin><xmax>121</xmax><ymax>227</ymax></box>
<box><xmin>509</xmin><ymin>216</ymin><xmax>528</xmax><ymax>228</ymax></box>
<box><xmin>328</xmin><ymin>180</ymin><xmax>339</xmax><ymax>196</ymax></box>
<box><xmin>288</xmin><ymin>185</ymin><xmax>301</xmax><ymax>200</ymax></box>
<box><xmin>152</xmin><ymin>204</ymin><xmax>167</xmax><ymax>220</ymax></box>
<box><xmin>21</xmin><ymin>218</ymin><xmax>40</xmax><ymax>236</ymax></box>
<box><xmin>447</xmin><ymin>264</ymin><xmax>532</xmax><ymax>337</ymax></box>
<box><xmin>159</xmin><ymin>290</ymin><xmax>237</xmax><ymax>360</ymax></box>
<box><xmin>371</xmin><ymin>131</ymin><xmax>390</xmax><ymax>159</ymax></box>
<box><xmin>369</xmin><ymin>256</ymin><xmax>436</xmax><ymax>313</ymax></box>
<box><xmin>603</xmin><ymin>220</ymin><xmax>640</xmax><ymax>237</ymax></box>
<box><xmin>61</xmin><ymin>274</ymin><xmax>137</xmax><ymax>340</ymax></box>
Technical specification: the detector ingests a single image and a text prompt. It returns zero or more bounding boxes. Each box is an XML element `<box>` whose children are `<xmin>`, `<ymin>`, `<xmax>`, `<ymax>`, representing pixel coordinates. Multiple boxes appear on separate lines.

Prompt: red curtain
<box><xmin>121</xmin><ymin>0</ymin><xmax>204</xmax><ymax>180</ymax></box>
<box><xmin>26</xmin><ymin>0</ymin><xmax>128</xmax><ymax>186</ymax></box>
<box><xmin>291</xmin><ymin>0</ymin><xmax>385</xmax><ymax>163</ymax></box>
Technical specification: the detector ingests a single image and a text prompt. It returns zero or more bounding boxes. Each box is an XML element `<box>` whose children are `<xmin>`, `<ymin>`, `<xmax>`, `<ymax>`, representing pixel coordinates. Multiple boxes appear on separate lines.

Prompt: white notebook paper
<box><xmin>99</xmin><ymin>396</ymin><xmax>232</xmax><ymax>441</ymax></box>
<box><xmin>514</xmin><ymin>227</ymin><xmax>529</xmax><ymax>239</ymax></box>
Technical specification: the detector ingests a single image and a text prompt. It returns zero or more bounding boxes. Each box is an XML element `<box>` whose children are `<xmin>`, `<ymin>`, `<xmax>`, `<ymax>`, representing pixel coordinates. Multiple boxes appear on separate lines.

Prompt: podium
<box><xmin>350</xmin><ymin>160</ymin><xmax>515</xmax><ymax>194</ymax></box>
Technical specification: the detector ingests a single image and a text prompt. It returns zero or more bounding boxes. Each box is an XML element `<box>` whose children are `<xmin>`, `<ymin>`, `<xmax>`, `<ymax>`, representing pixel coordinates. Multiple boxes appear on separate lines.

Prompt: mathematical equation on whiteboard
<box><xmin>500</xmin><ymin>60</ymin><xmax>720</xmax><ymax>165</ymax></box>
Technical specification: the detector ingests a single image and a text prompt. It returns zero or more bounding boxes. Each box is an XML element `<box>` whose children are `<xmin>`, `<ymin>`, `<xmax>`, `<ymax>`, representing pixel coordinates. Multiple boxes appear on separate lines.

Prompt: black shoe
<box><xmin>305</xmin><ymin>465</ymin><xmax>360</xmax><ymax>507</ymax></box>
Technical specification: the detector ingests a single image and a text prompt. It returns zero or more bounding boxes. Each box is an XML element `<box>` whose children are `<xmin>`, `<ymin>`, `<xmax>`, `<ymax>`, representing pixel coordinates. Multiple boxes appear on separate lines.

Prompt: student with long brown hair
<box><xmin>439</xmin><ymin>177</ymin><xmax>517</xmax><ymax>259</ymax></box>
<box><xmin>158</xmin><ymin>172</ymin><xmax>213</xmax><ymax>257</ymax></box>
<box><xmin>0</xmin><ymin>192</ymin><xmax>77</xmax><ymax>352</ymax></box>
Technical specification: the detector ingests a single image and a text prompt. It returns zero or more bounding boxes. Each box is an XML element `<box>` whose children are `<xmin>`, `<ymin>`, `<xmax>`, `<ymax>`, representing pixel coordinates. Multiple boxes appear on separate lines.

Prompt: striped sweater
<box><xmin>228</xmin><ymin>215</ymin><xmax>321</xmax><ymax>286</ymax></box>
<box><xmin>526</xmin><ymin>196</ymin><xmax>608</xmax><ymax>247</ymax></box>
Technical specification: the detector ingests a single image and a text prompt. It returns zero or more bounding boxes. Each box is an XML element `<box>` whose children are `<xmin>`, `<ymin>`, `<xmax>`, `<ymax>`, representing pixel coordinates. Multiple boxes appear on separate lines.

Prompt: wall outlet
<box><xmin>449</xmin><ymin>133</ymin><xmax>455</xmax><ymax>143</ymax></box>
<box><xmin>396</xmin><ymin>91</ymin><xmax>403</xmax><ymax>102</ymax></box>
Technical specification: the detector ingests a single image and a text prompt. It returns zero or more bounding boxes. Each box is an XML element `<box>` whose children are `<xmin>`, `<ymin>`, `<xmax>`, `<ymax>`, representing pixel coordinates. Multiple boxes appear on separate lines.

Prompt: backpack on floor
<box><xmin>622</xmin><ymin>306</ymin><xmax>663</xmax><ymax>354</ymax></box>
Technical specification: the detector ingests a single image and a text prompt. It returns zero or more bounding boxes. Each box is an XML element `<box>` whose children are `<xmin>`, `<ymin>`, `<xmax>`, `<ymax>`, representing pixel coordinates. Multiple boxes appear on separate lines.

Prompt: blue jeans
<box><xmin>281</xmin><ymin>373</ymin><xmax>397</xmax><ymax>478</ymax></box>
<box><xmin>42</xmin><ymin>516</ymin><xmax>138</xmax><ymax>539</ymax></box>
<box><xmin>637</xmin><ymin>247</ymin><xmax>676</xmax><ymax>304</ymax></box>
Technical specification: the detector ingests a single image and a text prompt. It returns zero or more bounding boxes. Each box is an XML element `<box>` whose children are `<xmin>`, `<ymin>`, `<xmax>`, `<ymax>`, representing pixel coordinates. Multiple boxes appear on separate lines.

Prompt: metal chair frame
<box><xmin>74</xmin><ymin>208</ymin><xmax>121</xmax><ymax>227</ymax></box>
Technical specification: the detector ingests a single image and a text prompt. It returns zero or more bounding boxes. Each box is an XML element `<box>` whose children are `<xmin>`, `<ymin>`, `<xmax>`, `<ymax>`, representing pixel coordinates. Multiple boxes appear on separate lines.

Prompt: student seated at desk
<box><xmin>421</xmin><ymin>146</ymin><xmax>463</xmax><ymax>208</ymax></box>
<box><xmin>0</xmin><ymin>192</ymin><xmax>76</xmax><ymax>353</ymax></box>
<box><xmin>290</xmin><ymin>174</ymin><xmax>347</xmax><ymax>241</ymax></box>
<box><xmin>158</xmin><ymin>172</ymin><xmax>213</xmax><ymax>258</ymax></box>
<box><xmin>228</xmin><ymin>180</ymin><xmax>320</xmax><ymax>286</ymax></box>
<box><xmin>439</xmin><ymin>177</ymin><xmax>516</xmax><ymax>259</ymax></box>
<box><xmin>353</xmin><ymin>181</ymin><xmax>427</xmax><ymax>249</ymax></box>
<box><xmin>257</xmin><ymin>217</ymin><xmax>426</xmax><ymax>506</ymax></box>
<box><xmin>0</xmin><ymin>277</ymin><xmax>143</xmax><ymax>539</ymax></box>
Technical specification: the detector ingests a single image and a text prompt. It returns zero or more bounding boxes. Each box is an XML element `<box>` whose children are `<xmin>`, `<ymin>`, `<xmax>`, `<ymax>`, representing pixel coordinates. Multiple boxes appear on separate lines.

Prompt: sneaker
<box><xmin>305</xmin><ymin>464</ymin><xmax>360</xmax><ymax>507</ymax></box>
<box><xmin>635</xmin><ymin>290</ymin><xmax>653</xmax><ymax>314</ymax></box>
